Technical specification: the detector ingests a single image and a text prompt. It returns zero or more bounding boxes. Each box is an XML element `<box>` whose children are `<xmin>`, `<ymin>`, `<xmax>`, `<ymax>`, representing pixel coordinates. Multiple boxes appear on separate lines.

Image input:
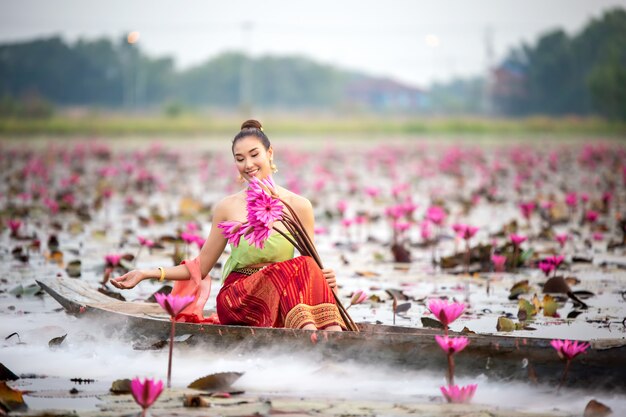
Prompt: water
<box><xmin>1</xmin><ymin>137</ymin><xmax>626</xmax><ymax>415</ymax></box>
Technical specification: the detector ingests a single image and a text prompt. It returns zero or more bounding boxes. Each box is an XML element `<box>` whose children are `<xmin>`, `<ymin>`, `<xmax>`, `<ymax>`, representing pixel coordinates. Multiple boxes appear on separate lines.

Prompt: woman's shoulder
<box><xmin>279</xmin><ymin>187</ymin><xmax>312</xmax><ymax>212</ymax></box>
<box><xmin>213</xmin><ymin>192</ymin><xmax>246</xmax><ymax>217</ymax></box>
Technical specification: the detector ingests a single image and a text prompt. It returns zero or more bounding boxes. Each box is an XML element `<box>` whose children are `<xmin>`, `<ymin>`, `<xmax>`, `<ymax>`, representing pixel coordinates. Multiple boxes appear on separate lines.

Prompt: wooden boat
<box><xmin>37</xmin><ymin>277</ymin><xmax>626</xmax><ymax>390</ymax></box>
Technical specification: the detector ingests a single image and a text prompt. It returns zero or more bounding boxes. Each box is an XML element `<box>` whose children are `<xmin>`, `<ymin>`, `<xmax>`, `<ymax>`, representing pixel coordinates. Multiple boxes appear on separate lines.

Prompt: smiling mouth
<box><xmin>246</xmin><ymin>169</ymin><xmax>259</xmax><ymax>176</ymax></box>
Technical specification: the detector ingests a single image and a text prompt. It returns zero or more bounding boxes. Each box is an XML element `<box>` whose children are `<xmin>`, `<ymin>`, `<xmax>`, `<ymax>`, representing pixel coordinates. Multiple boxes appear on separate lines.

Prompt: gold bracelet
<box><xmin>158</xmin><ymin>267</ymin><xmax>165</xmax><ymax>282</ymax></box>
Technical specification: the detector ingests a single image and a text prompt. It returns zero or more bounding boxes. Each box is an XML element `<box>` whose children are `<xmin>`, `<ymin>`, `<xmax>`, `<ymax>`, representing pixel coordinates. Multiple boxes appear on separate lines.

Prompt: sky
<box><xmin>1</xmin><ymin>0</ymin><xmax>625</xmax><ymax>88</ymax></box>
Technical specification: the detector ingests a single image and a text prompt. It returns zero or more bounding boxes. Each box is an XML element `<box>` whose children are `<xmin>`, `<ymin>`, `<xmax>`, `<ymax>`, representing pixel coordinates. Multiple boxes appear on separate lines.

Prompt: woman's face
<box><xmin>233</xmin><ymin>136</ymin><xmax>273</xmax><ymax>181</ymax></box>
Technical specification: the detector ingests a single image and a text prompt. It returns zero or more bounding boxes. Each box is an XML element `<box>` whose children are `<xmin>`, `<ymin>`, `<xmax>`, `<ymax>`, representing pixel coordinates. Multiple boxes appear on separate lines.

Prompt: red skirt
<box><xmin>216</xmin><ymin>256</ymin><xmax>346</xmax><ymax>330</ymax></box>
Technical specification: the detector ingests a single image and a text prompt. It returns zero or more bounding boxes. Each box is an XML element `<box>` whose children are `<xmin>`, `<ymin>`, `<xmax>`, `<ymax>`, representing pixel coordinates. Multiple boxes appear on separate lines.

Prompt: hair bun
<box><xmin>241</xmin><ymin>119</ymin><xmax>263</xmax><ymax>130</ymax></box>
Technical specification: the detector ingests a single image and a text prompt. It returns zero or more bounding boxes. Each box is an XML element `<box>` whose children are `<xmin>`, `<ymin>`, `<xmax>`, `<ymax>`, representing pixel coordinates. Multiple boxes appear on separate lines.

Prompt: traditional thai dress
<box><xmin>172</xmin><ymin>233</ymin><xmax>346</xmax><ymax>330</ymax></box>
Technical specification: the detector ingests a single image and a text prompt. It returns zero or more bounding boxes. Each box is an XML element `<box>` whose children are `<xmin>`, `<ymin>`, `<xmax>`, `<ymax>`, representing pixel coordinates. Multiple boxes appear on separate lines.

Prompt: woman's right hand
<box><xmin>110</xmin><ymin>270</ymin><xmax>145</xmax><ymax>290</ymax></box>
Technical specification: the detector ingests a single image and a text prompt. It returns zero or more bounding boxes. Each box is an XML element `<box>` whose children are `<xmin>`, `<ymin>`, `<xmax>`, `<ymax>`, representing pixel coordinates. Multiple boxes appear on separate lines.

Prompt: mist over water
<box><xmin>2</xmin><ymin>305</ymin><xmax>626</xmax><ymax>415</ymax></box>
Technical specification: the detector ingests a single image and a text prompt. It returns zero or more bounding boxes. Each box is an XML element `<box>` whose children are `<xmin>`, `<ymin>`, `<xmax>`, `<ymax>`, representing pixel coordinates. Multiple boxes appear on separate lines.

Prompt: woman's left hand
<box><xmin>322</xmin><ymin>268</ymin><xmax>337</xmax><ymax>289</ymax></box>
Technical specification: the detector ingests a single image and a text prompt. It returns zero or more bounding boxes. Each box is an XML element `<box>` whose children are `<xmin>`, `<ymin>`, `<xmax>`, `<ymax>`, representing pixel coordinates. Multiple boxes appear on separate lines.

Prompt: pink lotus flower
<box><xmin>138</xmin><ymin>236</ymin><xmax>155</xmax><ymax>248</ymax></box>
<box><xmin>130</xmin><ymin>377</ymin><xmax>163</xmax><ymax>415</ymax></box>
<box><xmin>364</xmin><ymin>186</ymin><xmax>380</xmax><ymax>198</ymax></box>
<box><xmin>565</xmin><ymin>192</ymin><xmax>577</xmax><ymax>208</ymax></box>
<box><xmin>349</xmin><ymin>290</ymin><xmax>368</xmax><ymax>307</ymax></box>
<box><xmin>440</xmin><ymin>384</ymin><xmax>477</xmax><ymax>404</ymax></box>
<box><xmin>592</xmin><ymin>232</ymin><xmax>604</xmax><ymax>241</ymax></box>
<box><xmin>341</xmin><ymin>218</ymin><xmax>354</xmax><ymax>228</ymax></box>
<box><xmin>454</xmin><ymin>224</ymin><xmax>478</xmax><ymax>240</ymax></box>
<box><xmin>428</xmin><ymin>299</ymin><xmax>465</xmax><ymax>328</ymax></box>
<box><xmin>555</xmin><ymin>233</ymin><xmax>568</xmax><ymax>248</ymax></box>
<box><xmin>519</xmin><ymin>201</ymin><xmax>536</xmax><ymax>219</ymax></box>
<box><xmin>545</xmin><ymin>255</ymin><xmax>565</xmax><ymax>268</ymax></box>
<box><xmin>580</xmin><ymin>193</ymin><xmax>589</xmax><ymax>203</ymax></box>
<box><xmin>43</xmin><ymin>198</ymin><xmax>59</xmax><ymax>214</ymax></box>
<box><xmin>509</xmin><ymin>234</ymin><xmax>527</xmax><ymax>247</ymax></box>
<box><xmin>602</xmin><ymin>191</ymin><xmax>613</xmax><ymax>206</ymax></box>
<box><xmin>491</xmin><ymin>254</ymin><xmax>506</xmax><ymax>272</ymax></box>
<box><xmin>105</xmin><ymin>254</ymin><xmax>122</xmax><ymax>267</ymax></box>
<box><xmin>435</xmin><ymin>335</ymin><xmax>469</xmax><ymax>355</ymax></box>
<box><xmin>337</xmin><ymin>200</ymin><xmax>348</xmax><ymax>214</ymax></box>
<box><xmin>180</xmin><ymin>231</ymin><xmax>198</xmax><ymax>245</ymax></box>
<box><xmin>393</xmin><ymin>221</ymin><xmax>411</xmax><ymax>233</ymax></box>
<box><xmin>420</xmin><ymin>221</ymin><xmax>432</xmax><ymax>240</ymax></box>
<box><xmin>247</xmin><ymin>191</ymin><xmax>283</xmax><ymax>226</ymax></box>
<box><xmin>217</xmin><ymin>221</ymin><xmax>244</xmax><ymax>246</ymax></box>
<box><xmin>154</xmin><ymin>293</ymin><xmax>195</xmax><ymax>318</ymax></box>
<box><xmin>550</xmin><ymin>339</ymin><xmax>590</xmax><ymax>361</ymax></box>
<box><xmin>585</xmin><ymin>210</ymin><xmax>599</xmax><ymax>223</ymax></box>
<box><xmin>8</xmin><ymin>219</ymin><xmax>22</xmax><ymax>236</ymax></box>
<box><xmin>426</xmin><ymin>206</ymin><xmax>447</xmax><ymax>226</ymax></box>
<box><xmin>539</xmin><ymin>260</ymin><xmax>555</xmax><ymax>277</ymax></box>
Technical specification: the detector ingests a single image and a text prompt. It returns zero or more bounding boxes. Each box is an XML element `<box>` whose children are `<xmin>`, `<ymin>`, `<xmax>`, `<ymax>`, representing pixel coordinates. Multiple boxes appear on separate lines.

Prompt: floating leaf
<box><xmin>385</xmin><ymin>289</ymin><xmax>409</xmax><ymax>301</ymax></box>
<box><xmin>496</xmin><ymin>316</ymin><xmax>516</xmax><ymax>332</ymax></box>
<box><xmin>48</xmin><ymin>250</ymin><xmax>64</xmax><ymax>267</ymax></box>
<box><xmin>542</xmin><ymin>295</ymin><xmax>559</xmax><ymax>317</ymax></box>
<box><xmin>354</xmin><ymin>270</ymin><xmax>380</xmax><ymax>277</ymax></box>
<box><xmin>421</xmin><ymin>317</ymin><xmax>444</xmax><ymax>329</ymax></box>
<box><xmin>519</xmin><ymin>248</ymin><xmax>534</xmax><ymax>264</ymax></box>
<box><xmin>543</xmin><ymin>276</ymin><xmax>570</xmax><ymax>294</ymax></box>
<box><xmin>0</xmin><ymin>363</ymin><xmax>19</xmax><ymax>381</ymax></box>
<box><xmin>567</xmin><ymin>310</ymin><xmax>584</xmax><ymax>319</ymax></box>
<box><xmin>395</xmin><ymin>302</ymin><xmax>411</xmax><ymax>314</ymax></box>
<box><xmin>571</xmin><ymin>290</ymin><xmax>595</xmax><ymax>300</ymax></box>
<box><xmin>583</xmin><ymin>399</ymin><xmax>612</xmax><ymax>417</ymax></box>
<box><xmin>517</xmin><ymin>299</ymin><xmax>536</xmax><ymax>321</ymax></box>
<box><xmin>509</xmin><ymin>280</ymin><xmax>530</xmax><ymax>300</ymax></box>
<box><xmin>97</xmin><ymin>287</ymin><xmax>126</xmax><ymax>301</ymax></box>
<box><xmin>109</xmin><ymin>379</ymin><xmax>131</xmax><ymax>394</ymax></box>
<box><xmin>49</xmin><ymin>334</ymin><xmax>67</xmax><ymax>348</ymax></box>
<box><xmin>65</xmin><ymin>260</ymin><xmax>81</xmax><ymax>278</ymax></box>
<box><xmin>0</xmin><ymin>381</ymin><xmax>27</xmax><ymax>411</ymax></box>
<box><xmin>565</xmin><ymin>277</ymin><xmax>581</xmax><ymax>286</ymax></box>
<box><xmin>188</xmin><ymin>372</ymin><xmax>243</xmax><ymax>391</ymax></box>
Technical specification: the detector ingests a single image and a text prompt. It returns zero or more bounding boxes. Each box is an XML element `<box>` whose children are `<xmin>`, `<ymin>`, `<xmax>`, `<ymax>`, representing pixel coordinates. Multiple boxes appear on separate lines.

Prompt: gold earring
<box><xmin>270</xmin><ymin>160</ymin><xmax>278</xmax><ymax>173</ymax></box>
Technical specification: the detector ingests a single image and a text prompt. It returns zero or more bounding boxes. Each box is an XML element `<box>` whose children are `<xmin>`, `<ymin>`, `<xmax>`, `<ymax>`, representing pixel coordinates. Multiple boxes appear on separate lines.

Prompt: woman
<box><xmin>111</xmin><ymin>120</ymin><xmax>345</xmax><ymax>331</ymax></box>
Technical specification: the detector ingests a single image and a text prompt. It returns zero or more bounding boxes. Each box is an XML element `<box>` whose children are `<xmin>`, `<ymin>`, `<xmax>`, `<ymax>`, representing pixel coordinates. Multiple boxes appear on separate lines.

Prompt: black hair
<box><xmin>232</xmin><ymin>119</ymin><xmax>270</xmax><ymax>153</ymax></box>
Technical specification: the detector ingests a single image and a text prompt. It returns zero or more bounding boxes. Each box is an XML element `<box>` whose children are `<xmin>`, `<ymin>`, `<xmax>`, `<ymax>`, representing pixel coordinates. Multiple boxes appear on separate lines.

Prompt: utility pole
<box><xmin>239</xmin><ymin>21</ymin><xmax>254</xmax><ymax>117</ymax></box>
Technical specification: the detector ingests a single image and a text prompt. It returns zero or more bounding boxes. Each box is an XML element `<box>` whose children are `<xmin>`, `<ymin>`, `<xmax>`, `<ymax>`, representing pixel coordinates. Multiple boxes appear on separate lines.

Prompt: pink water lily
<box><xmin>585</xmin><ymin>210</ymin><xmax>599</xmax><ymax>223</ymax></box>
<box><xmin>550</xmin><ymin>339</ymin><xmax>590</xmax><ymax>360</ymax></box>
<box><xmin>555</xmin><ymin>233</ymin><xmax>568</xmax><ymax>248</ymax></box>
<box><xmin>538</xmin><ymin>261</ymin><xmax>555</xmax><ymax>277</ymax></box>
<box><xmin>105</xmin><ymin>254</ymin><xmax>122</xmax><ymax>267</ymax></box>
<box><xmin>348</xmin><ymin>290</ymin><xmax>368</xmax><ymax>308</ymax></box>
<box><xmin>435</xmin><ymin>335</ymin><xmax>469</xmax><ymax>355</ymax></box>
<box><xmin>428</xmin><ymin>299</ymin><xmax>465</xmax><ymax>330</ymax></box>
<box><xmin>509</xmin><ymin>234</ymin><xmax>527</xmax><ymax>247</ymax></box>
<box><xmin>8</xmin><ymin>219</ymin><xmax>22</xmax><ymax>237</ymax></box>
<box><xmin>426</xmin><ymin>206</ymin><xmax>447</xmax><ymax>226</ymax></box>
<box><xmin>440</xmin><ymin>384</ymin><xmax>477</xmax><ymax>404</ymax></box>
<box><xmin>491</xmin><ymin>254</ymin><xmax>506</xmax><ymax>272</ymax></box>
<box><xmin>453</xmin><ymin>224</ymin><xmax>478</xmax><ymax>240</ymax></box>
<box><xmin>565</xmin><ymin>192</ymin><xmax>577</xmax><ymax>208</ymax></box>
<box><xmin>519</xmin><ymin>201</ymin><xmax>536</xmax><ymax>220</ymax></box>
<box><xmin>217</xmin><ymin>221</ymin><xmax>245</xmax><ymax>246</ymax></box>
<box><xmin>154</xmin><ymin>293</ymin><xmax>195</xmax><ymax>388</ymax></box>
<box><xmin>130</xmin><ymin>377</ymin><xmax>163</xmax><ymax>416</ymax></box>
<box><xmin>154</xmin><ymin>293</ymin><xmax>195</xmax><ymax>318</ymax></box>
<box><xmin>247</xmin><ymin>191</ymin><xmax>283</xmax><ymax>226</ymax></box>
<box><xmin>138</xmin><ymin>236</ymin><xmax>155</xmax><ymax>248</ymax></box>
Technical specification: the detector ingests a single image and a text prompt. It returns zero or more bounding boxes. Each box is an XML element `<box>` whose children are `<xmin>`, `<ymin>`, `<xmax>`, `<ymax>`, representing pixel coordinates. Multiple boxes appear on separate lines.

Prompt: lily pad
<box><xmin>496</xmin><ymin>316</ymin><xmax>516</xmax><ymax>332</ymax></box>
<box><xmin>65</xmin><ymin>260</ymin><xmax>81</xmax><ymax>278</ymax></box>
<box><xmin>420</xmin><ymin>317</ymin><xmax>444</xmax><ymax>329</ymax></box>
<box><xmin>0</xmin><ymin>381</ymin><xmax>27</xmax><ymax>412</ymax></box>
<box><xmin>188</xmin><ymin>372</ymin><xmax>243</xmax><ymax>391</ymax></box>
<box><xmin>542</xmin><ymin>295</ymin><xmax>559</xmax><ymax>317</ymax></box>
<box><xmin>109</xmin><ymin>378</ymin><xmax>131</xmax><ymax>394</ymax></box>
<box><xmin>49</xmin><ymin>334</ymin><xmax>67</xmax><ymax>348</ymax></box>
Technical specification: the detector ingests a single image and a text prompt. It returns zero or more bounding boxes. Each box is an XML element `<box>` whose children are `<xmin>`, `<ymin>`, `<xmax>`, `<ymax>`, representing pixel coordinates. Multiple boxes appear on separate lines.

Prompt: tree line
<box><xmin>0</xmin><ymin>7</ymin><xmax>624</xmax><ymax>119</ymax></box>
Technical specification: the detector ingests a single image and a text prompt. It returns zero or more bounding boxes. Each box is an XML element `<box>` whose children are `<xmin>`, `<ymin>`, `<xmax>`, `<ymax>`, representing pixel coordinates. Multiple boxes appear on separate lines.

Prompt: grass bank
<box><xmin>0</xmin><ymin>113</ymin><xmax>625</xmax><ymax>138</ymax></box>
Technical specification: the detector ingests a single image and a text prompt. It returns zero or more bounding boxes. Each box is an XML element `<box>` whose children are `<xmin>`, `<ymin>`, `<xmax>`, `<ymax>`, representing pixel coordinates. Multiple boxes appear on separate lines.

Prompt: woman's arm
<box><xmin>111</xmin><ymin>199</ymin><xmax>229</xmax><ymax>289</ymax></box>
